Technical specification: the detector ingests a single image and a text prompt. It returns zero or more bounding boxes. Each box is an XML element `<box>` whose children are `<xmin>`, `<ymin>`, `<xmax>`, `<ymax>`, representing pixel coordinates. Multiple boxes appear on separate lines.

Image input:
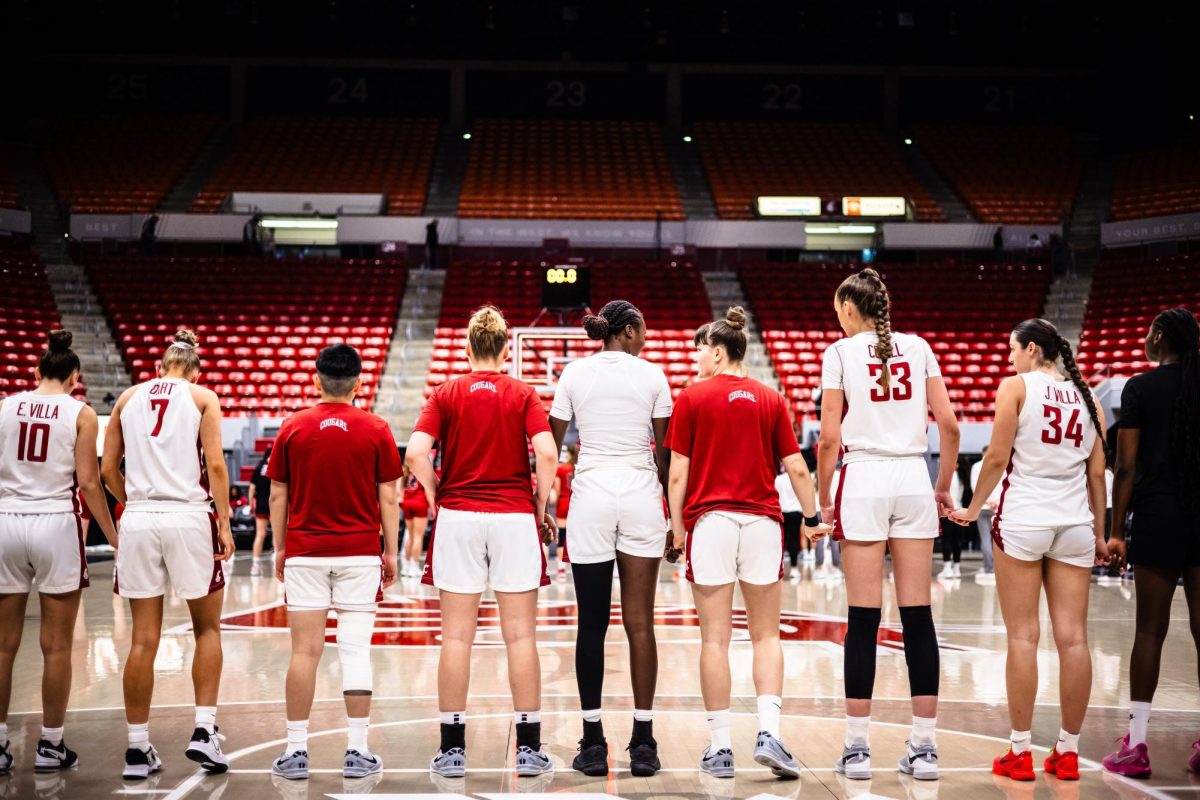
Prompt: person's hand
<box><xmin>539</xmin><ymin>513</ymin><xmax>558</xmax><ymax>545</ymax></box>
<box><xmin>665</xmin><ymin>522</ymin><xmax>687</xmax><ymax>563</ymax></box>
<box><xmin>1106</xmin><ymin>537</ymin><xmax>1127</xmax><ymax>572</ymax></box>
<box><xmin>1094</xmin><ymin>537</ymin><xmax>1112</xmax><ymax>567</ymax></box>
<box><xmin>985</xmin><ymin>499</ymin><xmax>999</xmax><ymax>513</ymax></box>
<box><xmin>948</xmin><ymin>507</ymin><xmax>977</xmax><ymax>526</ymax></box>
<box><xmin>804</xmin><ymin>521</ymin><xmax>833</xmax><ymax>543</ymax></box>
<box><xmin>934</xmin><ymin>490</ymin><xmax>955</xmax><ymax>518</ymax></box>
<box><xmin>215</xmin><ymin>517</ymin><xmax>235</xmax><ymax>561</ymax></box>
<box><xmin>382</xmin><ymin>553</ymin><xmax>398</xmax><ymax>588</ymax></box>
<box><xmin>425</xmin><ymin>490</ymin><xmax>438</xmax><ymax>520</ymax></box>
<box><xmin>274</xmin><ymin>550</ymin><xmax>286</xmax><ymax>583</ymax></box>
<box><xmin>820</xmin><ymin>503</ymin><xmax>835</xmax><ymax>528</ymax></box>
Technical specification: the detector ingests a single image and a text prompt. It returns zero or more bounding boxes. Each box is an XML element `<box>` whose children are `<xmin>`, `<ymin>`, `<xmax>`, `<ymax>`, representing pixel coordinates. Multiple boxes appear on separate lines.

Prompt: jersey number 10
<box><xmin>867</xmin><ymin>362</ymin><xmax>913</xmax><ymax>402</ymax></box>
<box><xmin>1041</xmin><ymin>405</ymin><xmax>1084</xmax><ymax>448</ymax></box>
<box><xmin>15</xmin><ymin>421</ymin><xmax>50</xmax><ymax>463</ymax></box>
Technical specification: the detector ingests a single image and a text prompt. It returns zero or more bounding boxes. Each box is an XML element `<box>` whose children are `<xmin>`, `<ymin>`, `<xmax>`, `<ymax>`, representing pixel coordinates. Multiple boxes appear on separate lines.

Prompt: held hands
<box><xmin>382</xmin><ymin>553</ymin><xmax>398</xmax><ymax>588</ymax></box>
<box><xmin>934</xmin><ymin>490</ymin><xmax>956</xmax><ymax>518</ymax></box>
<box><xmin>947</xmin><ymin>507</ymin><xmax>978</xmax><ymax>526</ymax></box>
<box><xmin>1094</xmin><ymin>537</ymin><xmax>1113</xmax><ymax>568</ymax></box>
<box><xmin>215</xmin><ymin>517</ymin><xmax>235</xmax><ymax>562</ymax></box>
<box><xmin>804</xmin><ymin>521</ymin><xmax>833</xmax><ymax>543</ymax></box>
<box><xmin>665</xmin><ymin>522</ymin><xmax>687</xmax><ymax>564</ymax></box>
<box><xmin>539</xmin><ymin>513</ymin><xmax>558</xmax><ymax>545</ymax></box>
<box><xmin>274</xmin><ymin>550</ymin><xmax>286</xmax><ymax>582</ymax></box>
<box><xmin>1106</xmin><ymin>537</ymin><xmax>1127</xmax><ymax>572</ymax></box>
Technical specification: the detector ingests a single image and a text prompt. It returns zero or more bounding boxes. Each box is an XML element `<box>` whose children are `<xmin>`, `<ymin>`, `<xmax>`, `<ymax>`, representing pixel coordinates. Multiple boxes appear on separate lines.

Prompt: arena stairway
<box><xmin>43</xmin><ymin>263</ymin><xmax>133</xmax><ymax>410</ymax></box>
<box><xmin>375</xmin><ymin>268</ymin><xmax>447</xmax><ymax>440</ymax></box>
<box><xmin>1067</xmin><ymin>141</ymin><xmax>1117</xmax><ymax>273</ymax></box>
<box><xmin>1043</xmin><ymin>272</ymin><xmax>1094</xmax><ymax>354</ymax></box>
<box><xmin>700</xmin><ymin>272</ymin><xmax>781</xmax><ymax>391</ymax></box>
<box><xmin>902</xmin><ymin>142</ymin><xmax>975</xmax><ymax>222</ymax></box>
<box><xmin>423</xmin><ymin>128</ymin><xmax>468</xmax><ymax>217</ymax></box>
<box><xmin>158</xmin><ymin>122</ymin><xmax>238</xmax><ymax>213</ymax></box>
<box><xmin>665</xmin><ymin>135</ymin><xmax>718</xmax><ymax>219</ymax></box>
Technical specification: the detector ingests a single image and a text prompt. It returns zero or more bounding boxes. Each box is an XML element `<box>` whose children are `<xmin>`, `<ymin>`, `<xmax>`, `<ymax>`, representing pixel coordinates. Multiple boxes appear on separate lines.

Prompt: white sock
<box><xmin>911</xmin><ymin>715</ymin><xmax>937</xmax><ymax>747</ymax></box>
<box><xmin>1056</xmin><ymin>728</ymin><xmax>1080</xmax><ymax>754</ymax></box>
<box><xmin>515</xmin><ymin>711</ymin><xmax>540</xmax><ymax>725</ymax></box>
<box><xmin>845</xmin><ymin>715</ymin><xmax>870</xmax><ymax>747</ymax></box>
<box><xmin>347</xmin><ymin>717</ymin><xmax>369</xmax><ymax>753</ymax></box>
<box><xmin>286</xmin><ymin>720</ymin><xmax>309</xmax><ymax>754</ymax></box>
<box><xmin>633</xmin><ymin>709</ymin><xmax>653</xmax><ymax>722</ymax></box>
<box><xmin>1010</xmin><ymin>729</ymin><xmax>1032</xmax><ymax>755</ymax></box>
<box><xmin>40</xmin><ymin>726</ymin><xmax>64</xmax><ymax>746</ymax></box>
<box><xmin>128</xmin><ymin>722</ymin><xmax>150</xmax><ymax>750</ymax></box>
<box><xmin>195</xmin><ymin>706</ymin><xmax>217</xmax><ymax>735</ymax></box>
<box><xmin>0</xmin><ymin>722</ymin><xmax>7</xmax><ymax>744</ymax></box>
<box><xmin>1128</xmin><ymin>701</ymin><xmax>1151</xmax><ymax>746</ymax></box>
<box><xmin>707</xmin><ymin>709</ymin><xmax>732</xmax><ymax>751</ymax></box>
<box><xmin>581</xmin><ymin>708</ymin><xmax>601</xmax><ymax>723</ymax></box>
<box><xmin>440</xmin><ymin>711</ymin><xmax>465</xmax><ymax>725</ymax></box>
<box><xmin>757</xmin><ymin>695</ymin><xmax>782</xmax><ymax>738</ymax></box>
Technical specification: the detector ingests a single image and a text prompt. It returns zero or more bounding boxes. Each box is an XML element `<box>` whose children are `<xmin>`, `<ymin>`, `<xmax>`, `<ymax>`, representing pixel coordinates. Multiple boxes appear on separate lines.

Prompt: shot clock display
<box><xmin>541</xmin><ymin>265</ymin><xmax>591</xmax><ymax>309</ymax></box>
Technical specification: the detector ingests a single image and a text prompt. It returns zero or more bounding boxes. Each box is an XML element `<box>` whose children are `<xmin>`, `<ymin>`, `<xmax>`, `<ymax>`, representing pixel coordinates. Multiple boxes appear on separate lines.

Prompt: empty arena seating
<box><xmin>456</xmin><ymin>120</ymin><xmax>684</xmax><ymax>220</ymax></box>
<box><xmin>741</xmin><ymin>261</ymin><xmax>1051</xmax><ymax>421</ymax></box>
<box><xmin>693</xmin><ymin>121</ymin><xmax>944</xmax><ymax>222</ymax></box>
<box><xmin>430</xmin><ymin>260</ymin><xmax>710</xmax><ymax>400</ymax></box>
<box><xmin>192</xmin><ymin>117</ymin><xmax>439</xmax><ymax>215</ymax></box>
<box><xmin>86</xmin><ymin>257</ymin><xmax>405</xmax><ymax>415</ymax></box>
<box><xmin>0</xmin><ymin>148</ymin><xmax>20</xmax><ymax>209</ymax></box>
<box><xmin>0</xmin><ymin>252</ymin><xmax>87</xmax><ymax>401</ymax></box>
<box><xmin>1076</xmin><ymin>252</ymin><xmax>1195</xmax><ymax>378</ymax></box>
<box><xmin>1109</xmin><ymin>136</ymin><xmax>1200</xmax><ymax>220</ymax></box>
<box><xmin>913</xmin><ymin>125</ymin><xmax>1081</xmax><ymax>223</ymax></box>
<box><xmin>42</xmin><ymin>115</ymin><xmax>221</xmax><ymax>213</ymax></box>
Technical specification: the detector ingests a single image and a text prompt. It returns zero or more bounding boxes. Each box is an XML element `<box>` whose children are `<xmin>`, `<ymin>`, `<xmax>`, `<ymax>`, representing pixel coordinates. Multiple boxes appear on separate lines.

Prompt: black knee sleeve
<box><xmin>572</xmin><ymin>560</ymin><xmax>615</xmax><ymax>709</ymax></box>
<box><xmin>899</xmin><ymin>605</ymin><xmax>939</xmax><ymax>697</ymax></box>
<box><xmin>844</xmin><ymin>606</ymin><xmax>881</xmax><ymax>700</ymax></box>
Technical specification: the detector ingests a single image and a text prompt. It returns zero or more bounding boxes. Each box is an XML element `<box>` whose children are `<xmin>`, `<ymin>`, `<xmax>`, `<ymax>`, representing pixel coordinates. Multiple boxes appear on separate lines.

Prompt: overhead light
<box><xmin>682</xmin><ymin>135</ymin><xmax>693</xmax><ymax>143</ymax></box>
<box><xmin>463</xmin><ymin>132</ymin><xmax>472</xmax><ymax>140</ymax></box>
<box><xmin>259</xmin><ymin>218</ymin><xmax>338</xmax><ymax>230</ymax></box>
<box><xmin>904</xmin><ymin>138</ymin><xmax>913</xmax><ymax>145</ymax></box>
<box><xmin>805</xmin><ymin>224</ymin><xmax>878</xmax><ymax>234</ymax></box>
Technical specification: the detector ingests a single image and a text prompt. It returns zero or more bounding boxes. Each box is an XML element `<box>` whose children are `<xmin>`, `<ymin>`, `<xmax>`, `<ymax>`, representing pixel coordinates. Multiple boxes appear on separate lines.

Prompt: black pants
<box><xmin>783</xmin><ymin>512</ymin><xmax>803</xmax><ymax>567</ymax></box>
<box><xmin>940</xmin><ymin>517</ymin><xmax>961</xmax><ymax>563</ymax></box>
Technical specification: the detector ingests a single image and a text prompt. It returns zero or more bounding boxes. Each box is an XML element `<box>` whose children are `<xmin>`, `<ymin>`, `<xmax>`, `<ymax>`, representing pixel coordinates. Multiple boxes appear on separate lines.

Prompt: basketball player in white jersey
<box><xmin>0</xmin><ymin>330</ymin><xmax>118</xmax><ymax>773</ymax></box>
<box><xmin>548</xmin><ymin>299</ymin><xmax>673</xmax><ymax>777</ymax></box>
<box><xmin>950</xmin><ymin>318</ymin><xmax>1109</xmax><ymax>782</ymax></box>
<box><xmin>817</xmin><ymin>268</ymin><xmax>960</xmax><ymax>781</ymax></box>
<box><xmin>101</xmin><ymin>329</ymin><xmax>234</xmax><ymax>780</ymax></box>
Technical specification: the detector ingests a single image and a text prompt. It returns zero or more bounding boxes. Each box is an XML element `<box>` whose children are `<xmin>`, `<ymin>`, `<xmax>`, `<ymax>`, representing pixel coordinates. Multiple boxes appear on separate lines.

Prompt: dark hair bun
<box><xmin>174</xmin><ymin>328</ymin><xmax>199</xmax><ymax>346</ymax></box>
<box><xmin>582</xmin><ymin>314</ymin><xmax>610</xmax><ymax>341</ymax></box>
<box><xmin>724</xmin><ymin>306</ymin><xmax>747</xmax><ymax>332</ymax></box>
<box><xmin>48</xmin><ymin>329</ymin><xmax>73</xmax><ymax>353</ymax></box>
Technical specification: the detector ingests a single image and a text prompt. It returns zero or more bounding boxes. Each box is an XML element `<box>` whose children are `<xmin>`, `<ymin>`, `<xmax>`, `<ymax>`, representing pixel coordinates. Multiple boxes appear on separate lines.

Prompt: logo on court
<box><xmin>320</xmin><ymin>418</ymin><xmax>349</xmax><ymax>432</ymax></box>
<box><xmin>219</xmin><ymin>599</ymin><xmax>978</xmax><ymax>652</ymax></box>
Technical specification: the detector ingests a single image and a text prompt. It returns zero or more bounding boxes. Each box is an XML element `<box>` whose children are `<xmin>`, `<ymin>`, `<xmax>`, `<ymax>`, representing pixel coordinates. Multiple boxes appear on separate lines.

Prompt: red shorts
<box><xmin>402</xmin><ymin>498</ymin><xmax>429</xmax><ymax>519</ymax></box>
<box><xmin>254</xmin><ymin>513</ymin><xmax>270</xmax><ymax>520</ymax></box>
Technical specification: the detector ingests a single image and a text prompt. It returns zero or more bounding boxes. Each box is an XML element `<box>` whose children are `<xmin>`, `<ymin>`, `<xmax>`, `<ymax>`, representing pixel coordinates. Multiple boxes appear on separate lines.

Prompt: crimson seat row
<box><xmin>1109</xmin><ymin>135</ymin><xmax>1200</xmax><ymax>221</ymax></box>
<box><xmin>0</xmin><ymin>253</ymin><xmax>88</xmax><ymax>400</ymax></box>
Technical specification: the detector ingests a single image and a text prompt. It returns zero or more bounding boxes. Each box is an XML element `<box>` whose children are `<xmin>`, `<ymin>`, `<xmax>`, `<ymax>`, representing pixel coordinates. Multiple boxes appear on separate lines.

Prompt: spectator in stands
<box><xmin>140</xmin><ymin>215</ymin><xmax>159</xmax><ymax>257</ymax></box>
<box><xmin>425</xmin><ymin>220</ymin><xmax>439</xmax><ymax>271</ymax></box>
<box><xmin>969</xmin><ymin>449</ymin><xmax>998</xmax><ymax>584</ymax></box>
<box><xmin>1026</xmin><ymin>233</ymin><xmax>1045</xmax><ymax>262</ymax></box>
<box><xmin>993</xmin><ymin>226</ymin><xmax>1004</xmax><ymax>263</ymax></box>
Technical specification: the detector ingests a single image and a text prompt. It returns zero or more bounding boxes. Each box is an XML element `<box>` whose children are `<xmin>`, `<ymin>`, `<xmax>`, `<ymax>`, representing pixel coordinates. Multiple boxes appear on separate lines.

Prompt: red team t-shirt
<box><xmin>555</xmin><ymin>462</ymin><xmax>575</xmax><ymax>519</ymax></box>
<box><xmin>267</xmin><ymin>402</ymin><xmax>403</xmax><ymax>559</ymax></box>
<box><xmin>413</xmin><ymin>371</ymin><xmax>552</xmax><ymax>513</ymax></box>
<box><xmin>666</xmin><ymin>374</ymin><xmax>800</xmax><ymax>532</ymax></box>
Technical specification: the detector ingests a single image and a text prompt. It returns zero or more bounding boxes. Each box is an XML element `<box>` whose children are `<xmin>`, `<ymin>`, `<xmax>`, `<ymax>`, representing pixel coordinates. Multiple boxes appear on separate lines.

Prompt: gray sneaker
<box><xmin>343</xmin><ymin>749</ymin><xmax>383</xmax><ymax>779</ymax></box>
<box><xmin>515</xmin><ymin>745</ymin><xmax>553</xmax><ymax>777</ymax></box>
<box><xmin>271</xmin><ymin>749</ymin><xmax>309</xmax><ymax>780</ymax></box>
<box><xmin>834</xmin><ymin>740</ymin><xmax>871</xmax><ymax>780</ymax></box>
<box><xmin>430</xmin><ymin>747</ymin><xmax>466</xmax><ymax>778</ymax></box>
<box><xmin>897</xmin><ymin>740</ymin><xmax>938</xmax><ymax>780</ymax></box>
<box><xmin>753</xmin><ymin>731</ymin><xmax>801</xmax><ymax>779</ymax></box>
<box><xmin>699</xmin><ymin>747</ymin><xmax>735</xmax><ymax>778</ymax></box>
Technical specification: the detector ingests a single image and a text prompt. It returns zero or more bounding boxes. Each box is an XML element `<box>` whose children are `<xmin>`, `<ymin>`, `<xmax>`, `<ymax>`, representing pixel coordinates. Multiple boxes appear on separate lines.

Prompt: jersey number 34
<box><xmin>1041</xmin><ymin>405</ymin><xmax>1084</xmax><ymax>448</ymax></box>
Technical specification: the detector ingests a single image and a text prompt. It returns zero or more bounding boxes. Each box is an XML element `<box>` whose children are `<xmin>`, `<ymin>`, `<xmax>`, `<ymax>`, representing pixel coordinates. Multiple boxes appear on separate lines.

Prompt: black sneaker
<box><xmin>0</xmin><ymin>740</ymin><xmax>11</xmax><ymax>774</ymax></box>
<box><xmin>185</xmin><ymin>727</ymin><xmax>229</xmax><ymax>774</ymax></box>
<box><xmin>122</xmin><ymin>745</ymin><xmax>163</xmax><ymax>780</ymax></box>
<box><xmin>34</xmin><ymin>739</ymin><xmax>78</xmax><ymax>772</ymax></box>
<box><xmin>627</xmin><ymin>737</ymin><xmax>661</xmax><ymax>777</ymax></box>
<box><xmin>572</xmin><ymin>738</ymin><xmax>609</xmax><ymax>776</ymax></box>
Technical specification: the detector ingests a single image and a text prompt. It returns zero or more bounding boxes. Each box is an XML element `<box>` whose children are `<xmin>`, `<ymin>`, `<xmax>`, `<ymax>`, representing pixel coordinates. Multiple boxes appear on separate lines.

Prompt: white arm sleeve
<box><xmin>821</xmin><ymin>342</ymin><xmax>845</xmax><ymax>391</ymax></box>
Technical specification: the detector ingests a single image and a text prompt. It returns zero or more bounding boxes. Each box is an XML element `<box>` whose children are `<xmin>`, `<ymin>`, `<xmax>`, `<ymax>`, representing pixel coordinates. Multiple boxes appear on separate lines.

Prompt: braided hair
<box><xmin>836</xmin><ymin>268</ymin><xmax>893</xmax><ymax>391</ymax></box>
<box><xmin>583</xmin><ymin>300</ymin><xmax>643</xmax><ymax>341</ymax></box>
<box><xmin>1012</xmin><ymin>318</ymin><xmax>1108</xmax><ymax>464</ymax></box>
<box><xmin>1151</xmin><ymin>308</ymin><xmax>1200</xmax><ymax>494</ymax></box>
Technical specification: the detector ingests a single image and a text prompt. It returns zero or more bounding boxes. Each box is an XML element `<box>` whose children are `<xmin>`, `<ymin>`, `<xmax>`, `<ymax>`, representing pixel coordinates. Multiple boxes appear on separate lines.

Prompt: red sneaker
<box><xmin>1044</xmin><ymin>748</ymin><xmax>1079</xmax><ymax>780</ymax></box>
<box><xmin>994</xmin><ymin>747</ymin><xmax>1036</xmax><ymax>781</ymax></box>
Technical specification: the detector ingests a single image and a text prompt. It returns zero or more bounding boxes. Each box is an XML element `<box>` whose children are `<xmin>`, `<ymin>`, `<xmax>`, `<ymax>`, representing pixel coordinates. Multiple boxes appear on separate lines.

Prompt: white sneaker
<box><xmin>897</xmin><ymin>740</ymin><xmax>939</xmax><ymax>780</ymax></box>
<box><xmin>34</xmin><ymin>739</ymin><xmax>79</xmax><ymax>771</ymax></box>
<box><xmin>343</xmin><ymin>749</ymin><xmax>383</xmax><ymax>778</ymax></box>
<box><xmin>122</xmin><ymin>745</ymin><xmax>162</xmax><ymax>780</ymax></box>
<box><xmin>249</xmin><ymin>561</ymin><xmax>263</xmax><ymax>577</ymax></box>
<box><xmin>185</xmin><ymin>727</ymin><xmax>229</xmax><ymax>774</ymax></box>
<box><xmin>938</xmin><ymin>563</ymin><xmax>953</xmax><ymax>579</ymax></box>
<box><xmin>835</xmin><ymin>740</ymin><xmax>872</xmax><ymax>780</ymax></box>
<box><xmin>952</xmin><ymin>563</ymin><xmax>962</xmax><ymax>578</ymax></box>
<box><xmin>975</xmin><ymin>571</ymin><xmax>996</xmax><ymax>585</ymax></box>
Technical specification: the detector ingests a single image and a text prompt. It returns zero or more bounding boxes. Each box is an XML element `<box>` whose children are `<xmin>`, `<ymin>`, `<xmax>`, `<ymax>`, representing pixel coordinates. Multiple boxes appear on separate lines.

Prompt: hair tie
<box><xmin>169</xmin><ymin>341</ymin><xmax>196</xmax><ymax>350</ymax></box>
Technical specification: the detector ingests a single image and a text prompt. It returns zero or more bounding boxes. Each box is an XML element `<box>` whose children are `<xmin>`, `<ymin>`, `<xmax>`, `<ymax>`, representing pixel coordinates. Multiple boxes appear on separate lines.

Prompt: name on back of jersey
<box><xmin>14</xmin><ymin>401</ymin><xmax>60</xmax><ymax>420</ymax></box>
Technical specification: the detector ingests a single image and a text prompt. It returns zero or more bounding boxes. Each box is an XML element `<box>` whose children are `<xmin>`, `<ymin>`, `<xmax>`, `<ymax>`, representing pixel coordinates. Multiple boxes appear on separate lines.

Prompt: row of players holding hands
<box><xmin>0</xmin><ymin>268</ymin><xmax>1197</xmax><ymax>785</ymax></box>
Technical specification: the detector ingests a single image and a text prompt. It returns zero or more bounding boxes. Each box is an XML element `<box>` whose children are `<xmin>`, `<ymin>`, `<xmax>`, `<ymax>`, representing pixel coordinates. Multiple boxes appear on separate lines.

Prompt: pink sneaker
<box><xmin>1188</xmin><ymin>738</ymin><xmax>1200</xmax><ymax>773</ymax></box>
<box><xmin>1101</xmin><ymin>734</ymin><xmax>1151</xmax><ymax>778</ymax></box>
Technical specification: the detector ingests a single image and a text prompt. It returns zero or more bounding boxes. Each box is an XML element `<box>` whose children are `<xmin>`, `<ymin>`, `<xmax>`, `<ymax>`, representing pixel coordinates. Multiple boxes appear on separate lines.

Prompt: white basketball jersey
<box><xmin>994</xmin><ymin>371</ymin><xmax>1097</xmax><ymax>529</ymax></box>
<box><xmin>0</xmin><ymin>392</ymin><xmax>84</xmax><ymax>514</ymax></box>
<box><xmin>821</xmin><ymin>331</ymin><xmax>941</xmax><ymax>463</ymax></box>
<box><xmin>121</xmin><ymin>378</ymin><xmax>211</xmax><ymax>511</ymax></box>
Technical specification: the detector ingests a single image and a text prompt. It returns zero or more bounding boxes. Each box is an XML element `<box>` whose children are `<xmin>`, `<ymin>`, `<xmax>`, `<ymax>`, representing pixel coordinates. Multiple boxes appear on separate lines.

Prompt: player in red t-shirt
<box><xmin>406</xmin><ymin>306</ymin><xmax>559</xmax><ymax>779</ymax></box>
<box><xmin>266</xmin><ymin>344</ymin><xmax>402</xmax><ymax>781</ymax></box>
<box><xmin>665</xmin><ymin>307</ymin><xmax>830</xmax><ymax>780</ymax></box>
<box><xmin>399</xmin><ymin>463</ymin><xmax>430</xmax><ymax>578</ymax></box>
<box><xmin>550</xmin><ymin>444</ymin><xmax>577</xmax><ymax>580</ymax></box>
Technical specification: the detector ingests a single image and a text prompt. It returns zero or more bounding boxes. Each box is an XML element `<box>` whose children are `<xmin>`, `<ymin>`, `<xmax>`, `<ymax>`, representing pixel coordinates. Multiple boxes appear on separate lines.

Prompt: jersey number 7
<box><xmin>1041</xmin><ymin>405</ymin><xmax>1084</xmax><ymax>448</ymax></box>
<box><xmin>868</xmin><ymin>361</ymin><xmax>913</xmax><ymax>402</ymax></box>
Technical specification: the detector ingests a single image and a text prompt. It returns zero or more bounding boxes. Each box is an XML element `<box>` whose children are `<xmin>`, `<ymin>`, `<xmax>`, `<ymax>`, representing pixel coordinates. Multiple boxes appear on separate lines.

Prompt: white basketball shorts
<box><xmin>686</xmin><ymin>511</ymin><xmax>784</xmax><ymax>586</ymax></box>
<box><xmin>284</xmin><ymin>556</ymin><xmax>383</xmax><ymax>612</ymax></box>
<box><xmin>994</xmin><ymin>522</ymin><xmax>1096</xmax><ymax>569</ymax></box>
<box><xmin>565</xmin><ymin>468</ymin><xmax>667</xmax><ymax>564</ymax></box>
<box><xmin>0</xmin><ymin>512</ymin><xmax>88</xmax><ymax>594</ymax></box>
<box><xmin>833</xmin><ymin>458</ymin><xmax>939</xmax><ymax>542</ymax></box>
<box><xmin>422</xmin><ymin>507</ymin><xmax>548</xmax><ymax>594</ymax></box>
<box><xmin>115</xmin><ymin>510</ymin><xmax>225</xmax><ymax>600</ymax></box>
